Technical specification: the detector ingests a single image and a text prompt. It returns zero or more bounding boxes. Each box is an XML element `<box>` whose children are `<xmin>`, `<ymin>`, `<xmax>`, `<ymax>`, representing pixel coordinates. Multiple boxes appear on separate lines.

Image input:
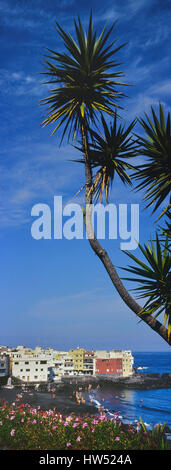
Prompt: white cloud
<box><xmin>0</xmin><ymin>141</ymin><xmax>83</xmax><ymax>228</ymax></box>
<box><xmin>0</xmin><ymin>0</ymin><xmax>56</xmax><ymax>30</ymax></box>
<box><xmin>0</xmin><ymin>69</ymin><xmax>45</xmax><ymax>97</ymax></box>
<box><xmin>149</xmin><ymin>81</ymin><xmax>171</xmax><ymax>97</ymax></box>
<box><xmin>95</xmin><ymin>0</ymin><xmax>148</xmax><ymax>24</ymax></box>
<box><xmin>10</xmin><ymin>189</ymin><xmax>35</xmax><ymax>205</ymax></box>
<box><xmin>122</xmin><ymin>89</ymin><xmax>171</xmax><ymax>121</ymax></box>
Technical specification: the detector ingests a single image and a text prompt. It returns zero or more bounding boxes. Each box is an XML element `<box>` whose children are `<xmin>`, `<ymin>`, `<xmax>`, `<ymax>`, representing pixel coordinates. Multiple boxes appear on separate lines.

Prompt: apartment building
<box><xmin>11</xmin><ymin>350</ymin><xmax>54</xmax><ymax>383</ymax></box>
<box><xmin>96</xmin><ymin>357</ymin><xmax>123</xmax><ymax>376</ymax></box>
<box><xmin>69</xmin><ymin>347</ymin><xmax>84</xmax><ymax>372</ymax></box>
<box><xmin>83</xmin><ymin>350</ymin><xmax>95</xmax><ymax>375</ymax></box>
<box><xmin>95</xmin><ymin>350</ymin><xmax>109</xmax><ymax>359</ymax></box>
<box><xmin>49</xmin><ymin>355</ymin><xmax>75</xmax><ymax>380</ymax></box>
<box><xmin>95</xmin><ymin>350</ymin><xmax>134</xmax><ymax>377</ymax></box>
<box><xmin>122</xmin><ymin>350</ymin><xmax>134</xmax><ymax>377</ymax></box>
<box><xmin>6</xmin><ymin>345</ymin><xmax>134</xmax><ymax>381</ymax></box>
<box><xmin>0</xmin><ymin>354</ymin><xmax>9</xmax><ymax>379</ymax></box>
<box><xmin>109</xmin><ymin>350</ymin><xmax>134</xmax><ymax>377</ymax></box>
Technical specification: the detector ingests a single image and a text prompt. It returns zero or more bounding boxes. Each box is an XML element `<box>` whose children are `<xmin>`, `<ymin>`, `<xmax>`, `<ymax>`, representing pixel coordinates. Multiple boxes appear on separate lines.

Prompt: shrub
<box><xmin>0</xmin><ymin>401</ymin><xmax>168</xmax><ymax>450</ymax></box>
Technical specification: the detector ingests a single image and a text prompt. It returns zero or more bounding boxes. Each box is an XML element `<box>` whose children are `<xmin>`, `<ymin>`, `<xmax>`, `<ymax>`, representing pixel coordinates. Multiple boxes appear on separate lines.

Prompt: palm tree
<box><xmin>121</xmin><ymin>234</ymin><xmax>171</xmax><ymax>339</ymax></box>
<box><xmin>41</xmin><ymin>12</ymin><xmax>171</xmax><ymax>345</ymax></box>
<box><xmin>41</xmin><ymin>12</ymin><xmax>127</xmax><ymax>142</ymax></box>
<box><xmin>133</xmin><ymin>104</ymin><xmax>171</xmax><ymax>221</ymax></box>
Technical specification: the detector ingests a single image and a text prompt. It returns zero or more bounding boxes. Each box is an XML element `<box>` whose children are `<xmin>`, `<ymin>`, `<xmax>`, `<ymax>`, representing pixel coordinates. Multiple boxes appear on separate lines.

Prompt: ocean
<box><xmin>83</xmin><ymin>352</ymin><xmax>171</xmax><ymax>430</ymax></box>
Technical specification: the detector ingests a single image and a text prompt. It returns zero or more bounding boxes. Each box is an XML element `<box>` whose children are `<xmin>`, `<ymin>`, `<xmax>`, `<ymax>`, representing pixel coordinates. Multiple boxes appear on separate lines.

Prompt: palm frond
<box><xmin>120</xmin><ymin>233</ymin><xmax>171</xmax><ymax>338</ymax></box>
<box><xmin>73</xmin><ymin>113</ymin><xmax>137</xmax><ymax>202</ymax></box>
<box><xmin>132</xmin><ymin>104</ymin><xmax>171</xmax><ymax>217</ymax></box>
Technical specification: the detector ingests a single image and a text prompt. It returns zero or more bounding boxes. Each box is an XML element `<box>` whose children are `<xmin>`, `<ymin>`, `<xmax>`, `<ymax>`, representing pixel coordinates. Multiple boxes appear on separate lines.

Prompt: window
<box><xmin>14</xmin><ymin>362</ymin><xmax>19</xmax><ymax>365</ymax></box>
<box><xmin>40</xmin><ymin>360</ymin><xmax>47</xmax><ymax>364</ymax></box>
<box><xmin>26</xmin><ymin>369</ymin><xmax>30</xmax><ymax>372</ymax></box>
<box><xmin>25</xmin><ymin>361</ymin><xmax>29</xmax><ymax>365</ymax></box>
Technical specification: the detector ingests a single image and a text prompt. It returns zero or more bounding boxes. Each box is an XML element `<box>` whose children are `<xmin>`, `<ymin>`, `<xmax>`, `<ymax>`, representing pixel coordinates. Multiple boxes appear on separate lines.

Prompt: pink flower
<box><xmin>52</xmin><ymin>426</ymin><xmax>58</xmax><ymax>430</ymax></box>
<box><xmin>66</xmin><ymin>415</ymin><xmax>72</xmax><ymax>422</ymax></box>
<box><xmin>92</xmin><ymin>428</ymin><xmax>95</xmax><ymax>433</ymax></box>
<box><xmin>92</xmin><ymin>419</ymin><xmax>98</xmax><ymax>425</ymax></box>
<box><xmin>115</xmin><ymin>436</ymin><xmax>120</xmax><ymax>441</ymax></box>
<box><xmin>32</xmin><ymin>419</ymin><xmax>37</xmax><ymax>424</ymax></box>
<box><xmin>76</xmin><ymin>436</ymin><xmax>81</xmax><ymax>442</ymax></box>
<box><xmin>99</xmin><ymin>415</ymin><xmax>106</xmax><ymax>421</ymax></box>
<box><xmin>64</xmin><ymin>421</ymin><xmax>69</xmax><ymax>426</ymax></box>
<box><xmin>10</xmin><ymin>429</ymin><xmax>15</xmax><ymax>436</ymax></box>
<box><xmin>82</xmin><ymin>422</ymin><xmax>88</xmax><ymax>429</ymax></box>
<box><xmin>73</xmin><ymin>423</ymin><xmax>78</xmax><ymax>428</ymax></box>
<box><xmin>66</xmin><ymin>442</ymin><xmax>71</xmax><ymax>447</ymax></box>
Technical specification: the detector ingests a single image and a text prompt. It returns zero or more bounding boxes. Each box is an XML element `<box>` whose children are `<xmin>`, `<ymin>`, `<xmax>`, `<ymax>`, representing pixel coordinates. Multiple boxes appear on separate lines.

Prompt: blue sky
<box><xmin>0</xmin><ymin>0</ymin><xmax>171</xmax><ymax>351</ymax></box>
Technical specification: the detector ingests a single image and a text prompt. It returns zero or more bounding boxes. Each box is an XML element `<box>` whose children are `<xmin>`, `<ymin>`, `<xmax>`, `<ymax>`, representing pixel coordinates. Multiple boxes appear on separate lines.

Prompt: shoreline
<box><xmin>1</xmin><ymin>372</ymin><xmax>171</xmax><ymax>416</ymax></box>
<box><xmin>1</xmin><ymin>376</ymin><xmax>171</xmax><ymax>438</ymax></box>
<box><xmin>50</xmin><ymin>372</ymin><xmax>171</xmax><ymax>390</ymax></box>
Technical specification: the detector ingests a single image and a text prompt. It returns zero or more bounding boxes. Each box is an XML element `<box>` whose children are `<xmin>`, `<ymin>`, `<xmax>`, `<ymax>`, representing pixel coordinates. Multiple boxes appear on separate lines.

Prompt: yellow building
<box><xmin>69</xmin><ymin>347</ymin><xmax>85</xmax><ymax>372</ymax></box>
<box><xmin>122</xmin><ymin>351</ymin><xmax>134</xmax><ymax>377</ymax></box>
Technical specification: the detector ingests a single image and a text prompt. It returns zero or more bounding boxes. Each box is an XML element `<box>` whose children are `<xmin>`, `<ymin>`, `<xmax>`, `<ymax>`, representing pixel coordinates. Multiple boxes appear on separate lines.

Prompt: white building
<box><xmin>122</xmin><ymin>350</ymin><xmax>134</xmax><ymax>377</ymax></box>
<box><xmin>83</xmin><ymin>351</ymin><xmax>96</xmax><ymax>375</ymax></box>
<box><xmin>11</xmin><ymin>350</ymin><xmax>54</xmax><ymax>383</ymax></box>
<box><xmin>95</xmin><ymin>350</ymin><xmax>109</xmax><ymax>359</ymax></box>
<box><xmin>9</xmin><ymin>345</ymin><xmax>134</xmax><ymax>381</ymax></box>
<box><xmin>50</xmin><ymin>355</ymin><xmax>75</xmax><ymax>380</ymax></box>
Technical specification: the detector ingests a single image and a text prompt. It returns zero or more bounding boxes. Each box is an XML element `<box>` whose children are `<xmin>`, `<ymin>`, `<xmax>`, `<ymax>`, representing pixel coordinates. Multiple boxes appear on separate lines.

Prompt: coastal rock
<box><xmin>96</xmin><ymin>373</ymin><xmax>171</xmax><ymax>389</ymax></box>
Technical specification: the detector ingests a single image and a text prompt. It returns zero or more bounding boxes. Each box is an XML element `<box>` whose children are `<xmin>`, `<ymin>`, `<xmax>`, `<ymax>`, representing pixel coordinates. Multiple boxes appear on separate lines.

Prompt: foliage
<box><xmin>40</xmin><ymin>11</ymin><xmax>171</xmax><ymax>344</ymax></box>
<box><xmin>159</xmin><ymin>208</ymin><xmax>171</xmax><ymax>250</ymax></box>
<box><xmin>41</xmin><ymin>12</ymin><xmax>128</xmax><ymax>142</ymax></box>
<box><xmin>121</xmin><ymin>234</ymin><xmax>171</xmax><ymax>338</ymax></box>
<box><xmin>74</xmin><ymin>114</ymin><xmax>137</xmax><ymax>203</ymax></box>
<box><xmin>0</xmin><ymin>402</ymin><xmax>168</xmax><ymax>450</ymax></box>
<box><xmin>133</xmin><ymin>104</ymin><xmax>171</xmax><ymax>218</ymax></box>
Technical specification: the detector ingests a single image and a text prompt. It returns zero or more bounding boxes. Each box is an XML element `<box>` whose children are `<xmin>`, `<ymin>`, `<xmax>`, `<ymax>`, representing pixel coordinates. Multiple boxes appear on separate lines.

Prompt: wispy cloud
<box><xmin>149</xmin><ymin>80</ymin><xmax>171</xmax><ymax>97</ymax></box>
<box><xmin>26</xmin><ymin>287</ymin><xmax>125</xmax><ymax>320</ymax></box>
<box><xmin>95</xmin><ymin>0</ymin><xmax>149</xmax><ymax>23</ymax></box>
<box><xmin>0</xmin><ymin>69</ymin><xmax>44</xmax><ymax>97</ymax></box>
<box><xmin>0</xmin><ymin>0</ymin><xmax>56</xmax><ymax>30</ymax></box>
<box><xmin>0</xmin><ymin>141</ymin><xmax>82</xmax><ymax>228</ymax></box>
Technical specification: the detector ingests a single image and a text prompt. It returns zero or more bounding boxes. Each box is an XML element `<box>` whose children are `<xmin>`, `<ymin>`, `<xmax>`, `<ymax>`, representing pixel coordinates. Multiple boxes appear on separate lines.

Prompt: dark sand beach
<box><xmin>0</xmin><ymin>382</ymin><xmax>97</xmax><ymax>416</ymax></box>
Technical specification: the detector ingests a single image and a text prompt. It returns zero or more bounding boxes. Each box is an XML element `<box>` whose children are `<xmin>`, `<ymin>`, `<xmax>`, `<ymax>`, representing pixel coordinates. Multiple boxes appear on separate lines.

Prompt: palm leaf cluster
<box><xmin>133</xmin><ymin>104</ymin><xmax>171</xmax><ymax>216</ymax></box>
<box><xmin>121</xmin><ymin>234</ymin><xmax>171</xmax><ymax>338</ymax></box>
<box><xmin>159</xmin><ymin>208</ymin><xmax>171</xmax><ymax>251</ymax></box>
<box><xmin>41</xmin><ymin>13</ymin><xmax>128</xmax><ymax>141</ymax></box>
<box><xmin>75</xmin><ymin>114</ymin><xmax>137</xmax><ymax>202</ymax></box>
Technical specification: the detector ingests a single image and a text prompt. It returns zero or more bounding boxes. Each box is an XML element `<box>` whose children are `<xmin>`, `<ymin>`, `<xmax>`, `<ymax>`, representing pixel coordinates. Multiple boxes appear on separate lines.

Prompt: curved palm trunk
<box><xmin>81</xmin><ymin>122</ymin><xmax>171</xmax><ymax>346</ymax></box>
